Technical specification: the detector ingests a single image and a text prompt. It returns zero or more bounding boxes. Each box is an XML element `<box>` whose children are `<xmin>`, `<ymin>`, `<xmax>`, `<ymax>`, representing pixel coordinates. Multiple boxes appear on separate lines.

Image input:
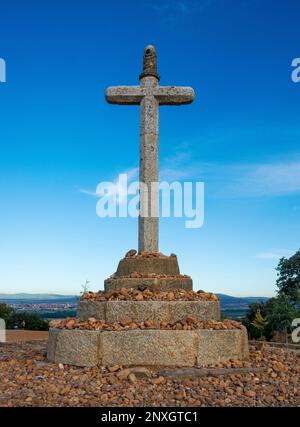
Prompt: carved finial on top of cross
<box><xmin>139</xmin><ymin>45</ymin><xmax>160</xmax><ymax>81</ymax></box>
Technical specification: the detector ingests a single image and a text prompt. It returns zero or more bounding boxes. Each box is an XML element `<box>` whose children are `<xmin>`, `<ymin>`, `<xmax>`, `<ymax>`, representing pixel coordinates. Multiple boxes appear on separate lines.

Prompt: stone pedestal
<box><xmin>105</xmin><ymin>253</ymin><xmax>193</xmax><ymax>291</ymax></box>
<box><xmin>47</xmin><ymin>253</ymin><xmax>249</xmax><ymax>369</ymax></box>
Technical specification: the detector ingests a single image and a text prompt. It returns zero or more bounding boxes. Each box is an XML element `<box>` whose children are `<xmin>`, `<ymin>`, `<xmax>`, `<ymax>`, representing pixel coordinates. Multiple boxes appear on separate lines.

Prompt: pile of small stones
<box><xmin>0</xmin><ymin>341</ymin><xmax>299</xmax><ymax>407</ymax></box>
<box><xmin>121</xmin><ymin>272</ymin><xmax>192</xmax><ymax>279</ymax></box>
<box><xmin>125</xmin><ymin>250</ymin><xmax>175</xmax><ymax>259</ymax></box>
<box><xmin>50</xmin><ymin>317</ymin><xmax>242</xmax><ymax>331</ymax></box>
<box><xmin>82</xmin><ymin>289</ymin><xmax>219</xmax><ymax>302</ymax></box>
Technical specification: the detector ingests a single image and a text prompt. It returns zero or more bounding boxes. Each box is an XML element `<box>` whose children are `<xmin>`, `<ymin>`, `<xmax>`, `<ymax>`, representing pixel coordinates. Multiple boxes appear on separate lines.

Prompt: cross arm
<box><xmin>154</xmin><ymin>86</ymin><xmax>195</xmax><ymax>105</ymax></box>
<box><xmin>105</xmin><ymin>86</ymin><xmax>144</xmax><ymax>105</ymax></box>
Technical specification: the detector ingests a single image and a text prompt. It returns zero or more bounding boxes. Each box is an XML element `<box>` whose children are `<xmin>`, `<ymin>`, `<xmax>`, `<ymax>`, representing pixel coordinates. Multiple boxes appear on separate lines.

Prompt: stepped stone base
<box><xmin>49</xmin><ymin>252</ymin><xmax>249</xmax><ymax>369</ymax></box>
<box><xmin>77</xmin><ymin>300</ymin><xmax>220</xmax><ymax>323</ymax></box>
<box><xmin>47</xmin><ymin>327</ymin><xmax>249</xmax><ymax>368</ymax></box>
<box><xmin>105</xmin><ymin>276</ymin><xmax>193</xmax><ymax>292</ymax></box>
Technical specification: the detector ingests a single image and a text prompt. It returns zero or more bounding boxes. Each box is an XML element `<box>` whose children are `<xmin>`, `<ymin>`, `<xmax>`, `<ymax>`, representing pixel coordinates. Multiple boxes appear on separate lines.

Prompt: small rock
<box><xmin>128</xmin><ymin>373</ymin><xmax>137</xmax><ymax>384</ymax></box>
<box><xmin>245</xmin><ymin>390</ymin><xmax>256</xmax><ymax>398</ymax></box>
<box><xmin>125</xmin><ymin>249</ymin><xmax>137</xmax><ymax>257</ymax></box>
<box><xmin>167</xmin><ymin>292</ymin><xmax>175</xmax><ymax>301</ymax></box>
<box><xmin>145</xmin><ymin>320</ymin><xmax>154</xmax><ymax>328</ymax></box>
<box><xmin>153</xmin><ymin>376</ymin><xmax>165</xmax><ymax>385</ymax></box>
<box><xmin>100</xmin><ymin>393</ymin><xmax>108</xmax><ymax>402</ymax></box>
<box><xmin>120</xmin><ymin>318</ymin><xmax>132</xmax><ymax>327</ymax></box>
<box><xmin>131</xmin><ymin>272</ymin><xmax>140</xmax><ymax>278</ymax></box>
<box><xmin>130</xmin><ymin>367</ymin><xmax>151</xmax><ymax>378</ymax></box>
<box><xmin>108</xmin><ymin>365</ymin><xmax>120</xmax><ymax>373</ymax></box>
<box><xmin>117</xmin><ymin>369</ymin><xmax>131</xmax><ymax>380</ymax></box>
<box><xmin>66</xmin><ymin>319</ymin><xmax>76</xmax><ymax>329</ymax></box>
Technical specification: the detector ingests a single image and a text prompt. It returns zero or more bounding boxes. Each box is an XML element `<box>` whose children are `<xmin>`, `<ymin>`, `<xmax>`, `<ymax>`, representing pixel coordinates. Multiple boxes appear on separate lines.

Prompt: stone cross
<box><xmin>105</xmin><ymin>45</ymin><xmax>195</xmax><ymax>253</ymax></box>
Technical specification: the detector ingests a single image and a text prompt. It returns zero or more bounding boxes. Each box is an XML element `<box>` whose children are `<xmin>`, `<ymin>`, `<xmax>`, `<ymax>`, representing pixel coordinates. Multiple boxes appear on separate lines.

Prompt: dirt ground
<box><xmin>5</xmin><ymin>330</ymin><xmax>49</xmax><ymax>343</ymax></box>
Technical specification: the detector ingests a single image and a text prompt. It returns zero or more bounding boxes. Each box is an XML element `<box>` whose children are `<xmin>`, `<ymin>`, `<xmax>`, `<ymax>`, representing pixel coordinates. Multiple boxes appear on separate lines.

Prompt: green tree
<box><xmin>276</xmin><ymin>250</ymin><xmax>300</xmax><ymax>305</ymax></box>
<box><xmin>251</xmin><ymin>310</ymin><xmax>269</xmax><ymax>339</ymax></box>
<box><xmin>245</xmin><ymin>302</ymin><xmax>273</xmax><ymax>340</ymax></box>
<box><xmin>268</xmin><ymin>294</ymin><xmax>297</xmax><ymax>346</ymax></box>
<box><xmin>14</xmin><ymin>312</ymin><xmax>49</xmax><ymax>331</ymax></box>
<box><xmin>0</xmin><ymin>303</ymin><xmax>15</xmax><ymax>329</ymax></box>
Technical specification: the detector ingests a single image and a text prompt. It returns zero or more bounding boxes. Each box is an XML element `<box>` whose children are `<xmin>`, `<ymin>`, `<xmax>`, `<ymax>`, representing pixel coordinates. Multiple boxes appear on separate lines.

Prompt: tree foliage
<box><xmin>0</xmin><ymin>304</ymin><xmax>49</xmax><ymax>331</ymax></box>
<box><xmin>0</xmin><ymin>303</ymin><xmax>15</xmax><ymax>329</ymax></box>
<box><xmin>245</xmin><ymin>300</ymin><xmax>276</xmax><ymax>340</ymax></box>
<box><xmin>245</xmin><ymin>249</ymin><xmax>300</xmax><ymax>341</ymax></box>
<box><xmin>276</xmin><ymin>250</ymin><xmax>300</xmax><ymax>305</ymax></box>
<box><xmin>268</xmin><ymin>294</ymin><xmax>297</xmax><ymax>333</ymax></box>
<box><xmin>251</xmin><ymin>310</ymin><xmax>268</xmax><ymax>337</ymax></box>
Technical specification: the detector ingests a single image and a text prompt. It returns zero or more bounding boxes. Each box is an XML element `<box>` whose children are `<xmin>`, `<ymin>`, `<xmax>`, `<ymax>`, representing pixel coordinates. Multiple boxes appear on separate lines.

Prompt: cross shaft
<box><xmin>105</xmin><ymin>45</ymin><xmax>195</xmax><ymax>253</ymax></box>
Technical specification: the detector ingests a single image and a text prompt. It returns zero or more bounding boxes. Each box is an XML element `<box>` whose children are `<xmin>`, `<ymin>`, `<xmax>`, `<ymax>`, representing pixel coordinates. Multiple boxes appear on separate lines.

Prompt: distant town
<box><xmin>9</xmin><ymin>301</ymin><xmax>78</xmax><ymax>314</ymax></box>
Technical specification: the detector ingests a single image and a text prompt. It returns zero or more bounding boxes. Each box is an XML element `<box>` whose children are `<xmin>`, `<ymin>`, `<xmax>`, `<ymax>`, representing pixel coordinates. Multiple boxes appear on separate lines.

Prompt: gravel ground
<box><xmin>0</xmin><ymin>340</ymin><xmax>299</xmax><ymax>407</ymax></box>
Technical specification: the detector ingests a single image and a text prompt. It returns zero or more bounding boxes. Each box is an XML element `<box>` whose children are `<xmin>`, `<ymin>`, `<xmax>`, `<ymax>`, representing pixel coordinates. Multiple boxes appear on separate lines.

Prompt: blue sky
<box><xmin>0</xmin><ymin>0</ymin><xmax>299</xmax><ymax>296</ymax></box>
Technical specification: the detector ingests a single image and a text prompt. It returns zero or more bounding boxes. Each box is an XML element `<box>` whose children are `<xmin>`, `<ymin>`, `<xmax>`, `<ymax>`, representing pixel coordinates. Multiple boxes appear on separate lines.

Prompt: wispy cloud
<box><xmin>79</xmin><ymin>141</ymin><xmax>300</xmax><ymax>200</ymax></box>
<box><xmin>78</xmin><ymin>188</ymin><xmax>98</xmax><ymax>198</ymax></box>
<box><xmin>223</xmin><ymin>161</ymin><xmax>300</xmax><ymax>198</ymax></box>
<box><xmin>255</xmin><ymin>249</ymin><xmax>295</xmax><ymax>261</ymax></box>
<box><xmin>162</xmin><ymin>151</ymin><xmax>300</xmax><ymax>198</ymax></box>
<box><xmin>78</xmin><ymin>143</ymin><xmax>197</xmax><ymax>202</ymax></box>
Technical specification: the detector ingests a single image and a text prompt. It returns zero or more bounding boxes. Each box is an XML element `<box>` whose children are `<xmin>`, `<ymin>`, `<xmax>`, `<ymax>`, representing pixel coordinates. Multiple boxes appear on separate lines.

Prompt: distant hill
<box><xmin>216</xmin><ymin>294</ymin><xmax>269</xmax><ymax>319</ymax></box>
<box><xmin>0</xmin><ymin>293</ymin><xmax>78</xmax><ymax>300</ymax></box>
<box><xmin>216</xmin><ymin>293</ymin><xmax>269</xmax><ymax>305</ymax></box>
<box><xmin>0</xmin><ymin>293</ymin><xmax>79</xmax><ymax>304</ymax></box>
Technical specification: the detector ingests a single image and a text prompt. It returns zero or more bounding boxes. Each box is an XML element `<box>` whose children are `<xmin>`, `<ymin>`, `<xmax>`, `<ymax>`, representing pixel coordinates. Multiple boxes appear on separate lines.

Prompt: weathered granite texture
<box><xmin>47</xmin><ymin>327</ymin><xmax>249</xmax><ymax>368</ymax></box>
<box><xmin>104</xmin><ymin>276</ymin><xmax>193</xmax><ymax>292</ymax></box>
<box><xmin>106</xmin><ymin>254</ymin><xmax>193</xmax><ymax>291</ymax></box>
<box><xmin>115</xmin><ymin>255</ymin><xmax>180</xmax><ymax>276</ymax></box>
<box><xmin>101</xmin><ymin>330</ymin><xmax>196</xmax><ymax>367</ymax></box>
<box><xmin>139</xmin><ymin>44</ymin><xmax>160</xmax><ymax>80</ymax></box>
<box><xmin>48</xmin><ymin>329</ymin><xmax>100</xmax><ymax>367</ymax></box>
<box><xmin>77</xmin><ymin>300</ymin><xmax>220</xmax><ymax>323</ymax></box>
<box><xmin>196</xmin><ymin>328</ymin><xmax>249</xmax><ymax>366</ymax></box>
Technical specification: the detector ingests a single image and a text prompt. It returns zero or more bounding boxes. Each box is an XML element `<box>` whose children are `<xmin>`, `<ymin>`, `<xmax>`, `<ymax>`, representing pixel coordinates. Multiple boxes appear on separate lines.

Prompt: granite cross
<box><xmin>105</xmin><ymin>45</ymin><xmax>195</xmax><ymax>253</ymax></box>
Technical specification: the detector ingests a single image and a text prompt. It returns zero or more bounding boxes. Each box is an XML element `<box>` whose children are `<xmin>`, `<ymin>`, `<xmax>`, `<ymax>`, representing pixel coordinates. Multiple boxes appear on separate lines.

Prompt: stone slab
<box><xmin>104</xmin><ymin>277</ymin><xmax>193</xmax><ymax>292</ymax></box>
<box><xmin>77</xmin><ymin>300</ymin><xmax>106</xmax><ymax>321</ymax></box>
<box><xmin>47</xmin><ymin>327</ymin><xmax>248</xmax><ymax>368</ymax></box>
<box><xmin>77</xmin><ymin>300</ymin><xmax>220</xmax><ymax>323</ymax></box>
<box><xmin>106</xmin><ymin>300</ymin><xmax>168</xmax><ymax>323</ymax></box>
<box><xmin>168</xmin><ymin>301</ymin><xmax>220</xmax><ymax>322</ymax></box>
<box><xmin>47</xmin><ymin>329</ymin><xmax>100</xmax><ymax>367</ymax></box>
<box><xmin>47</xmin><ymin>328</ymin><xmax>59</xmax><ymax>362</ymax></box>
<box><xmin>101</xmin><ymin>330</ymin><xmax>197</xmax><ymax>367</ymax></box>
<box><xmin>196</xmin><ymin>326</ymin><xmax>249</xmax><ymax>367</ymax></box>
